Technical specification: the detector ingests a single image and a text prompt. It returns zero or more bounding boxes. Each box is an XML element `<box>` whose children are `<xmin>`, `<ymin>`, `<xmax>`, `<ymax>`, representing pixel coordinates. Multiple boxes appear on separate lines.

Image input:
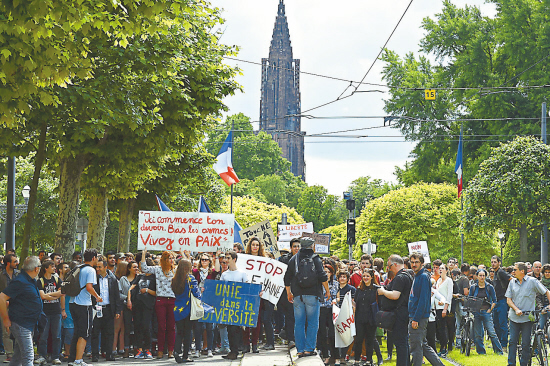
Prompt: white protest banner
<box><xmin>408</xmin><ymin>241</ymin><xmax>431</xmax><ymax>264</ymax></box>
<box><xmin>239</xmin><ymin>220</ymin><xmax>280</xmax><ymax>258</ymax></box>
<box><xmin>278</xmin><ymin>222</ymin><xmax>314</xmax><ymax>242</ymax></box>
<box><xmin>332</xmin><ymin>291</ymin><xmax>356</xmax><ymax>348</ymax></box>
<box><xmin>236</xmin><ymin>253</ymin><xmax>288</xmax><ymax>305</ymax></box>
<box><xmin>277</xmin><ymin>242</ymin><xmax>291</xmax><ymax>251</ymax></box>
<box><xmin>138</xmin><ymin>211</ymin><xmax>234</xmax><ymax>252</ymax></box>
<box><xmin>301</xmin><ymin>232</ymin><xmax>331</xmax><ymax>254</ymax></box>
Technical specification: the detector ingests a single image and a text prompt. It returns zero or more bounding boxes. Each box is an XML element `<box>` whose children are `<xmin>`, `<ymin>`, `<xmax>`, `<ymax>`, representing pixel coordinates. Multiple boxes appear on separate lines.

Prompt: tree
<box><xmin>348</xmin><ymin>176</ymin><xmax>399</xmax><ymax>215</ymax></box>
<box><xmin>464</xmin><ymin>136</ymin><xmax>550</xmax><ymax>261</ymax></box>
<box><xmin>297</xmin><ymin>186</ymin><xmax>345</xmax><ymax>232</ymax></box>
<box><xmin>381</xmin><ymin>0</ymin><xmax>549</xmax><ymax>185</ymax></box>
<box><xmin>355</xmin><ymin>183</ymin><xmax>497</xmax><ymax>264</ymax></box>
<box><xmin>220</xmin><ymin>196</ymin><xmax>304</xmax><ymax>231</ymax></box>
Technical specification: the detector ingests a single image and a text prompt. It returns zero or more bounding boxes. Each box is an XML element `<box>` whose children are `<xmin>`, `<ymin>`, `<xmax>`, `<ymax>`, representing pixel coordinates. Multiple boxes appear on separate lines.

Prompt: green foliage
<box><xmin>464</xmin><ymin>136</ymin><xmax>550</xmax><ymax>260</ymax></box>
<box><xmin>348</xmin><ymin>176</ymin><xmax>400</xmax><ymax>215</ymax></box>
<box><xmin>355</xmin><ymin>183</ymin><xmax>497</xmax><ymax>264</ymax></box>
<box><xmin>220</xmin><ymin>196</ymin><xmax>304</xmax><ymax>231</ymax></box>
<box><xmin>382</xmin><ymin>0</ymin><xmax>550</xmax><ymax>185</ymax></box>
<box><xmin>297</xmin><ymin>185</ymin><xmax>346</xmax><ymax>232</ymax></box>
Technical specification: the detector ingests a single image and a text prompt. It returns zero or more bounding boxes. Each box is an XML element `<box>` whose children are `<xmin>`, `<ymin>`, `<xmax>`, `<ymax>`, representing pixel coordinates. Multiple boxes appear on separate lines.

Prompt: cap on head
<box><xmin>300</xmin><ymin>237</ymin><xmax>315</xmax><ymax>249</ymax></box>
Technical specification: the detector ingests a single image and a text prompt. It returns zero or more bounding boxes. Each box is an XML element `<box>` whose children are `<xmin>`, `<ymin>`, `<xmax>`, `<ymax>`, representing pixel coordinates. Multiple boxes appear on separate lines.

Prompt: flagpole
<box><xmin>460</xmin><ymin>122</ymin><xmax>464</xmax><ymax>265</ymax></box>
<box><xmin>230</xmin><ymin>121</ymin><xmax>234</xmax><ymax>214</ymax></box>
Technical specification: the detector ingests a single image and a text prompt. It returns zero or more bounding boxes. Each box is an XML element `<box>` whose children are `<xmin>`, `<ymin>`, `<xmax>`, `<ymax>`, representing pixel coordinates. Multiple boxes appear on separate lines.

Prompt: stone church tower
<box><xmin>259</xmin><ymin>0</ymin><xmax>305</xmax><ymax>179</ymax></box>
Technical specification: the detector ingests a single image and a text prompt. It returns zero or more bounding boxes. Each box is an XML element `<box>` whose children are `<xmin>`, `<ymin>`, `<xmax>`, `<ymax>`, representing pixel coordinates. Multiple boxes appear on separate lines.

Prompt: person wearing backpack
<box><xmin>284</xmin><ymin>237</ymin><xmax>329</xmax><ymax>358</ymax></box>
<box><xmin>36</xmin><ymin>260</ymin><xmax>64</xmax><ymax>365</ymax></box>
<box><xmin>67</xmin><ymin>248</ymin><xmax>102</xmax><ymax>366</ymax></box>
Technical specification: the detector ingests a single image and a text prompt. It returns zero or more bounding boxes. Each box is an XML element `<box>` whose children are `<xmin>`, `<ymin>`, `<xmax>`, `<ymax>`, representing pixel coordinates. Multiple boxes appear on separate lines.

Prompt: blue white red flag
<box><xmin>155</xmin><ymin>195</ymin><xmax>172</xmax><ymax>211</ymax></box>
<box><xmin>454</xmin><ymin>131</ymin><xmax>463</xmax><ymax>198</ymax></box>
<box><xmin>213</xmin><ymin>131</ymin><xmax>240</xmax><ymax>186</ymax></box>
<box><xmin>198</xmin><ymin>196</ymin><xmax>243</xmax><ymax>244</ymax></box>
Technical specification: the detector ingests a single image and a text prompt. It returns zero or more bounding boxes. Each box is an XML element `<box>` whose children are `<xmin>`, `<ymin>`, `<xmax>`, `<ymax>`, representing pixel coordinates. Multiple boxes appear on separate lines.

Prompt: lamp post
<box><xmin>498</xmin><ymin>230</ymin><xmax>505</xmax><ymax>261</ymax></box>
<box><xmin>0</xmin><ymin>185</ymin><xmax>31</xmax><ymax>251</ymax></box>
<box><xmin>76</xmin><ymin>218</ymin><xmax>89</xmax><ymax>252</ymax></box>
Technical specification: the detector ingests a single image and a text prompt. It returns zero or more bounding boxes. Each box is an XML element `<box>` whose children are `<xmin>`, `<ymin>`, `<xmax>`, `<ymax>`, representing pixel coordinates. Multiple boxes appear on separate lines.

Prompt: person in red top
<box><xmin>350</xmin><ymin>254</ymin><xmax>382</xmax><ymax>287</ymax></box>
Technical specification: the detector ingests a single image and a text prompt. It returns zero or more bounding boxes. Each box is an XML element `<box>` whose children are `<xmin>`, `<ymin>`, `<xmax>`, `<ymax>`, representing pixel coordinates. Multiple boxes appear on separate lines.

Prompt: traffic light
<box><xmin>347</xmin><ymin>218</ymin><xmax>356</xmax><ymax>245</ymax></box>
<box><xmin>346</xmin><ymin>199</ymin><xmax>355</xmax><ymax>211</ymax></box>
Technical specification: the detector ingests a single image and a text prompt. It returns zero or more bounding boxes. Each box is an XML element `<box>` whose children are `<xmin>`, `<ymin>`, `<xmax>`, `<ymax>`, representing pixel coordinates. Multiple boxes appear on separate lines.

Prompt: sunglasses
<box><xmin>201</xmin><ymin>258</ymin><xmax>210</xmax><ymax>261</ymax></box>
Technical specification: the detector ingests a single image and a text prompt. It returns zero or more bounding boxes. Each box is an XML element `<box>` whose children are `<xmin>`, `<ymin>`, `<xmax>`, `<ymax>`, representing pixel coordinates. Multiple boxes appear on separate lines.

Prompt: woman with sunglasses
<box><xmin>141</xmin><ymin>249</ymin><xmax>176</xmax><ymax>359</ymax></box>
<box><xmin>191</xmin><ymin>252</ymin><xmax>220</xmax><ymax>358</ymax></box>
<box><xmin>243</xmin><ymin>237</ymin><xmax>273</xmax><ymax>353</ymax></box>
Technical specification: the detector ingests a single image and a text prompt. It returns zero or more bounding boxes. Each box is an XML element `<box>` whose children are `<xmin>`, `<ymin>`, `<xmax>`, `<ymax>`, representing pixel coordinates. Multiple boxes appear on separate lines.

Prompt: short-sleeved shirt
<box><xmin>506</xmin><ymin>275</ymin><xmax>549</xmax><ymax>323</ymax></box>
<box><xmin>220</xmin><ymin>269</ymin><xmax>248</xmax><ymax>283</ymax></box>
<box><xmin>388</xmin><ymin>269</ymin><xmax>413</xmax><ymax>309</ymax></box>
<box><xmin>74</xmin><ymin>265</ymin><xmax>97</xmax><ymax>306</ymax></box>
<box><xmin>337</xmin><ymin>284</ymin><xmax>356</xmax><ymax>308</ymax></box>
<box><xmin>3</xmin><ymin>271</ymin><xmax>42</xmax><ymax>331</ymax></box>
<box><xmin>456</xmin><ymin>275</ymin><xmax>470</xmax><ymax>296</ymax></box>
<box><xmin>133</xmin><ymin>274</ymin><xmax>157</xmax><ymax>309</ymax></box>
<box><xmin>38</xmin><ymin>275</ymin><xmax>61</xmax><ymax>315</ymax></box>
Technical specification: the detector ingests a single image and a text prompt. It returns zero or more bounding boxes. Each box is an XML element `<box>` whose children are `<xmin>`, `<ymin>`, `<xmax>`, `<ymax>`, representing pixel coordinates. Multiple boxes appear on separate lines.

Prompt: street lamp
<box><xmin>498</xmin><ymin>230</ymin><xmax>506</xmax><ymax>261</ymax></box>
<box><xmin>76</xmin><ymin>218</ymin><xmax>89</xmax><ymax>252</ymax></box>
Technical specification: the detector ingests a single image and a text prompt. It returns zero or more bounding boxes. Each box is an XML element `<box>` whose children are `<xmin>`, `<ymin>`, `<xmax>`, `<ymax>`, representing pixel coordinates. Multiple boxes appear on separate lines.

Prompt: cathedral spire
<box><xmin>270</xmin><ymin>0</ymin><xmax>292</xmax><ymax>59</ymax></box>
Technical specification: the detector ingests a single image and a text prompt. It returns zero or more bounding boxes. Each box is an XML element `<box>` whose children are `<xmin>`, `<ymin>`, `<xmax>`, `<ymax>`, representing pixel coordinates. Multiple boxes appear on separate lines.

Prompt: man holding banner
<box><xmin>284</xmin><ymin>237</ymin><xmax>329</xmax><ymax>357</ymax></box>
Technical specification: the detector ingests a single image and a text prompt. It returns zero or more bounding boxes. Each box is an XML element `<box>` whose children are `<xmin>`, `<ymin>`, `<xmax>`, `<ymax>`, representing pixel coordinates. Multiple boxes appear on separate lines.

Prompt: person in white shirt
<box><xmin>435</xmin><ymin>264</ymin><xmax>453</xmax><ymax>357</ymax></box>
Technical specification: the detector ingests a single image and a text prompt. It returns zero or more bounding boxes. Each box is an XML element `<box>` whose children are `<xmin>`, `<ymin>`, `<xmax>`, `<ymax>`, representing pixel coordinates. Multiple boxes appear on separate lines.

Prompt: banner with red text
<box><xmin>236</xmin><ymin>253</ymin><xmax>288</xmax><ymax>305</ymax></box>
<box><xmin>138</xmin><ymin>211</ymin><xmax>234</xmax><ymax>252</ymax></box>
<box><xmin>332</xmin><ymin>291</ymin><xmax>356</xmax><ymax>348</ymax></box>
<box><xmin>407</xmin><ymin>241</ymin><xmax>431</xmax><ymax>264</ymax></box>
<box><xmin>277</xmin><ymin>222</ymin><xmax>314</xmax><ymax>242</ymax></box>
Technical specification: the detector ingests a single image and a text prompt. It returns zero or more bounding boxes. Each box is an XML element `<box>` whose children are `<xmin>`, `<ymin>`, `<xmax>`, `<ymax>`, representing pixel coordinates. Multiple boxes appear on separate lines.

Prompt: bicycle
<box><xmin>456</xmin><ymin>295</ymin><xmax>483</xmax><ymax>356</ymax></box>
<box><xmin>517</xmin><ymin>309</ymin><xmax>549</xmax><ymax>366</ymax></box>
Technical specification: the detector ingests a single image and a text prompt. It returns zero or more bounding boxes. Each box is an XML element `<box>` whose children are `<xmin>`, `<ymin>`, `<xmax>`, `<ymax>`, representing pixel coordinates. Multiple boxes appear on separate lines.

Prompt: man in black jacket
<box><xmin>91</xmin><ymin>259</ymin><xmax>122</xmax><ymax>362</ymax></box>
<box><xmin>278</xmin><ymin>238</ymin><xmax>301</xmax><ymax>348</ymax></box>
<box><xmin>284</xmin><ymin>237</ymin><xmax>329</xmax><ymax>356</ymax></box>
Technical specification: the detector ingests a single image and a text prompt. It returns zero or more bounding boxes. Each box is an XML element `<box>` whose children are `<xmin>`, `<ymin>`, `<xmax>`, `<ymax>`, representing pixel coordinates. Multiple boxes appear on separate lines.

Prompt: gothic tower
<box><xmin>259</xmin><ymin>0</ymin><xmax>305</xmax><ymax>179</ymax></box>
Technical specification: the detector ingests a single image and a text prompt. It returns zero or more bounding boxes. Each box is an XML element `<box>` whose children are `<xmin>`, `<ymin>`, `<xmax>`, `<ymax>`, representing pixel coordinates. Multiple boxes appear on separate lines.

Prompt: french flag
<box><xmin>454</xmin><ymin>131</ymin><xmax>463</xmax><ymax>198</ymax></box>
<box><xmin>213</xmin><ymin>131</ymin><xmax>239</xmax><ymax>186</ymax></box>
<box><xmin>198</xmin><ymin>196</ymin><xmax>243</xmax><ymax>243</ymax></box>
<box><xmin>155</xmin><ymin>195</ymin><xmax>171</xmax><ymax>211</ymax></box>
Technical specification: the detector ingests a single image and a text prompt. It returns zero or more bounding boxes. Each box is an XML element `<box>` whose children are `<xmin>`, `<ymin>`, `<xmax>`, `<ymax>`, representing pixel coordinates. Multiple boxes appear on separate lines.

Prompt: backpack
<box><xmin>39</xmin><ymin>274</ymin><xmax>60</xmax><ymax>290</ymax></box>
<box><xmin>61</xmin><ymin>264</ymin><xmax>90</xmax><ymax>296</ymax></box>
<box><xmin>294</xmin><ymin>253</ymin><xmax>319</xmax><ymax>289</ymax></box>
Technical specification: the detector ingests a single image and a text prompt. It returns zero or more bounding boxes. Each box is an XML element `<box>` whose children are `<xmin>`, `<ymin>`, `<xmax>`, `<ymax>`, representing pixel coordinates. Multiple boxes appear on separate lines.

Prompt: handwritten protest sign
<box><xmin>408</xmin><ymin>241</ymin><xmax>431</xmax><ymax>264</ymax></box>
<box><xmin>199</xmin><ymin>280</ymin><xmax>261</xmax><ymax>327</ymax></box>
<box><xmin>277</xmin><ymin>241</ymin><xmax>290</xmax><ymax>251</ymax></box>
<box><xmin>138</xmin><ymin>211</ymin><xmax>234</xmax><ymax>252</ymax></box>
<box><xmin>333</xmin><ymin>291</ymin><xmax>356</xmax><ymax>347</ymax></box>
<box><xmin>239</xmin><ymin>220</ymin><xmax>280</xmax><ymax>258</ymax></box>
<box><xmin>236</xmin><ymin>253</ymin><xmax>287</xmax><ymax>305</ymax></box>
<box><xmin>278</xmin><ymin>222</ymin><xmax>314</xmax><ymax>242</ymax></box>
<box><xmin>301</xmin><ymin>232</ymin><xmax>331</xmax><ymax>254</ymax></box>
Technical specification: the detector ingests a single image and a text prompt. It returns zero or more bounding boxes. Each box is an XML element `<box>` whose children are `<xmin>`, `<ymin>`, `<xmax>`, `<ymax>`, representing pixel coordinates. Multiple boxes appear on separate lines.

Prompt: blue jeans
<box><xmin>508</xmin><ymin>320</ymin><xmax>533</xmax><ymax>366</ymax></box>
<box><xmin>473</xmin><ymin>310</ymin><xmax>503</xmax><ymax>354</ymax></box>
<box><xmin>493</xmin><ymin>298</ymin><xmax>509</xmax><ymax>347</ymax></box>
<box><xmin>539</xmin><ymin>312</ymin><xmax>548</xmax><ymax>331</ymax></box>
<box><xmin>193</xmin><ymin>322</ymin><xmax>213</xmax><ymax>351</ymax></box>
<box><xmin>293</xmin><ymin>295</ymin><xmax>320</xmax><ymax>353</ymax></box>
<box><xmin>10</xmin><ymin>322</ymin><xmax>34</xmax><ymax>366</ymax></box>
<box><xmin>38</xmin><ymin>313</ymin><xmax>62</xmax><ymax>359</ymax></box>
<box><xmin>219</xmin><ymin>326</ymin><xmax>229</xmax><ymax>351</ymax></box>
<box><xmin>455</xmin><ymin>303</ymin><xmax>464</xmax><ymax>347</ymax></box>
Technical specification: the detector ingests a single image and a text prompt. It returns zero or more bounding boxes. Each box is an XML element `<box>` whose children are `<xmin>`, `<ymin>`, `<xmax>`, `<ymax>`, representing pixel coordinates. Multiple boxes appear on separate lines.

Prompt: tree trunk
<box><xmin>118</xmin><ymin>197</ymin><xmax>136</xmax><ymax>252</ymax></box>
<box><xmin>20</xmin><ymin>123</ymin><xmax>47</xmax><ymax>263</ymax></box>
<box><xmin>87</xmin><ymin>188</ymin><xmax>109</xmax><ymax>253</ymax></box>
<box><xmin>54</xmin><ymin>156</ymin><xmax>87</xmax><ymax>261</ymax></box>
<box><xmin>519</xmin><ymin>223</ymin><xmax>528</xmax><ymax>261</ymax></box>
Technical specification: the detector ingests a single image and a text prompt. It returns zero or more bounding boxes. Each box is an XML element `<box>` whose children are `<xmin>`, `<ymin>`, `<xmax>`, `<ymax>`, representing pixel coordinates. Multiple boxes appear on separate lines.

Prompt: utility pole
<box><xmin>6</xmin><ymin>157</ymin><xmax>15</xmax><ymax>252</ymax></box>
<box><xmin>344</xmin><ymin>189</ymin><xmax>355</xmax><ymax>261</ymax></box>
<box><xmin>542</xmin><ymin>102</ymin><xmax>548</xmax><ymax>263</ymax></box>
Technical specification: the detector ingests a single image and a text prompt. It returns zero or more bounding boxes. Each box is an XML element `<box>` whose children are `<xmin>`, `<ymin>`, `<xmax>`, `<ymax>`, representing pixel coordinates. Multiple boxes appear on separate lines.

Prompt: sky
<box><xmin>210</xmin><ymin>0</ymin><xmax>496</xmax><ymax>195</ymax></box>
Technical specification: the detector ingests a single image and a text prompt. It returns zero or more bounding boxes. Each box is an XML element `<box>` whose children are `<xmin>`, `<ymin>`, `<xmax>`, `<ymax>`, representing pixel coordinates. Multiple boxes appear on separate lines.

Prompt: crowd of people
<box><xmin>0</xmin><ymin>240</ymin><xmax>549</xmax><ymax>366</ymax></box>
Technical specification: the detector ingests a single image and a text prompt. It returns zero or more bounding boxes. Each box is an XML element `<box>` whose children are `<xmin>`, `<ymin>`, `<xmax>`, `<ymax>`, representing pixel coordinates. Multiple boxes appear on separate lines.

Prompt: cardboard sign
<box><xmin>278</xmin><ymin>222</ymin><xmax>314</xmax><ymax>242</ymax></box>
<box><xmin>236</xmin><ymin>253</ymin><xmax>288</xmax><ymax>305</ymax></box>
<box><xmin>239</xmin><ymin>220</ymin><xmax>280</xmax><ymax>258</ymax></box>
<box><xmin>200</xmin><ymin>280</ymin><xmax>261</xmax><ymax>326</ymax></box>
<box><xmin>408</xmin><ymin>241</ymin><xmax>431</xmax><ymax>264</ymax></box>
<box><xmin>138</xmin><ymin>211</ymin><xmax>234</xmax><ymax>252</ymax></box>
<box><xmin>333</xmin><ymin>291</ymin><xmax>356</xmax><ymax>348</ymax></box>
<box><xmin>301</xmin><ymin>232</ymin><xmax>331</xmax><ymax>254</ymax></box>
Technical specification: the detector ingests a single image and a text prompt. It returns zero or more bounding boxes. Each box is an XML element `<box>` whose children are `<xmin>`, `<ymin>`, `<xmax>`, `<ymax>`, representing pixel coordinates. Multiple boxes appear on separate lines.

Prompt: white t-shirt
<box><xmin>74</xmin><ymin>265</ymin><xmax>97</xmax><ymax>306</ymax></box>
<box><xmin>220</xmin><ymin>269</ymin><xmax>249</xmax><ymax>283</ymax></box>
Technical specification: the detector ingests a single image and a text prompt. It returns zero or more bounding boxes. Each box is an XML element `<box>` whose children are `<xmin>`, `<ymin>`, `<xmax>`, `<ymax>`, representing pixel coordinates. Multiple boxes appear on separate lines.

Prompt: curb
<box><xmin>288</xmin><ymin>346</ymin><xmax>324</xmax><ymax>366</ymax></box>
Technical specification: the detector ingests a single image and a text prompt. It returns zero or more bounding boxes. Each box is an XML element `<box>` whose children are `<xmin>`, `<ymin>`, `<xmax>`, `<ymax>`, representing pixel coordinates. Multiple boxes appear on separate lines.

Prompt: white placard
<box><xmin>277</xmin><ymin>222</ymin><xmax>314</xmax><ymax>242</ymax></box>
<box><xmin>277</xmin><ymin>241</ymin><xmax>291</xmax><ymax>251</ymax></box>
<box><xmin>236</xmin><ymin>253</ymin><xmax>288</xmax><ymax>305</ymax></box>
<box><xmin>408</xmin><ymin>241</ymin><xmax>431</xmax><ymax>264</ymax></box>
<box><xmin>333</xmin><ymin>291</ymin><xmax>356</xmax><ymax>348</ymax></box>
<box><xmin>138</xmin><ymin>211</ymin><xmax>234</xmax><ymax>252</ymax></box>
